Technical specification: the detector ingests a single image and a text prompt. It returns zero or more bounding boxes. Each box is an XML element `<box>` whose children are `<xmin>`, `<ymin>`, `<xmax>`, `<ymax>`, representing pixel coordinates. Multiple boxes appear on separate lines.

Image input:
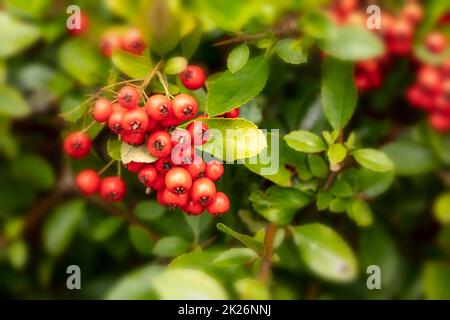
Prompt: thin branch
<box><xmin>258</xmin><ymin>222</ymin><xmax>276</xmax><ymax>283</ymax></box>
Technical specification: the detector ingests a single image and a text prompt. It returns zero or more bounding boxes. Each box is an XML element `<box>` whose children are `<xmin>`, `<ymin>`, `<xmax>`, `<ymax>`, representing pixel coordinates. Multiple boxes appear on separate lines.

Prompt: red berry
<box><xmin>207</xmin><ymin>192</ymin><xmax>230</xmax><ymax>215</ymax></box>
<box><xmin>63</xmin><ymin>132</ymin><xmax>91</xmax><ymax>159</ymax></box>
<box><xmin>145</xmin><ymin>95</ymin><xmax>173</xmax><ymax>121</ymax></box>
<box><xmin>99</xmin><ymin>31</ymin><xmax>122</xmax><ymax>57</ymax></box>
<box><xmin>100</xmin><ymin>176</ymin><xmax>126</xmax><ymax>201</ymax></box>
<box><xmin>171</xmin><ymin>128</ymin><xmax>191</xmax><ymax>146</ymax></box>
<box><xmin>121</xmin><ymin>108</ymin><xmax>149</xmax><ymax>133</ymax></box>
<box><xmin>180</xmin><ymin>65</ymin><xmax>206</xmax><ymax>90</ymax></box>
<box><xmin>108</xmin><ymin>110</ymin><xmax>126</xmax><ymax>134</ymax></box>
<box><xmin>75</xmin><ymin>169</ymin><xmax>100</xmax><ymax>195</ymax></box>
<box><xmin>138</xmin><ymin>165</ymin><xmax>157</xmax><ymax>187</ymax></box>
<box><xmin>161</xmin><ymin>188</ymin><xmax>189</xmax><ymax>208</ymax></box>
<box><xmin>224</xmin><ymin>108</ymin><xmax>240</xmax><ymax>118</ymax></box>
<box><xmin>92</xmin><ymin>98</ymin><xmax>113</xmax><ymax>123</ymax></box>
<box><xmin>184</xmin><ymin>155</ymin><xmax>206</xmax><ymax>179</ymax></box>
<box><xmin>165</xmin><ymin>167</ymin><xmax>192</xmax><ymax>195</ymax></box>
<box><xmin>417</xmin><ymin>65</ymin><xmax>442</xmax><ymax>93</ymax></box>
<box><xmin>191</xmin><ymin>177</ymin><xmax>216</xmax><ymax>205</ymax></box>
<box><xmin>121</xmin><ymin>131</ymin><xmax>146</xmax><ymax>146</ymax></box>
<box><xmin>425</xmin><ymin>31</ymin><xmax>447</xmax><ymax>54</ymax></box>
<box><xmin>333</xmin><ymin>0</ymin><xmax>358</xmax><ymax>18</ymax></box>
<box><xmin>147</xmin><ymin>130</ymin><xmax>172</xmax><ymax>158</ymax></box>
<box><xmin>121</xmin><ymin>29</ymin><xmax>146</xmax><ymax>55</ymax></box>
<box><xmin>205</xmin><ymin>160</ymin><xmax>224</xmax><ymax>181</ymax></box>
<box><xmin>401</xmin><ymin>1</ymin><xmax>423</xmax><ymax>25</ymax></box>
<box><xmin>155</xmin><ymin>157</ymin><xmax>173</xmax><ymax>174</ymax></box>
<box><xmin>118</xmin><ymin>86</ymin><xmax>140</xmax><ymax>109</ymax></box>
<box><xmin>182</xmin><ymin>200</ymin><xmax>205</xmax><ymax>216</ymax></box>
<box><xmin>187</xmin><ymin>120</ymin><xmax>209</xmax><ymax>145</ymax></box>
<box><xmin>160</xmin><ymin>113</ymin><xmax>181</xmax><ymax>127</ymax></box>
<box><xmin>172</xmin><ymin>94</ymin><xmax>198</xmax><ymax>121</ymax></box>
<box><xmin>125</xmin><ymin>161</ymin><xmax>145</xmax><ymax>173</ymax></box>
<box><xmin>150</xmin><ymin>173</ymin><xmax>166</xmax><ymax>191</ymax></box>
<box><xmin>68</xmin><ymin>12</ymin><xmax>88</xmax><ymax>36</ymax></box>
<box><xmin>171</xmin><ymin>145</ymin><xmax>195</xmax><ymax>165</ymax></box>
<box><xmin>429</xmin><ymin>112</ymin><xmax>450</xmax><ymax>132</ymax></box>
<box><xmin>386</xmin><ymin>19</ymin><xmax>413</xmax><ymax>56</ymax></box>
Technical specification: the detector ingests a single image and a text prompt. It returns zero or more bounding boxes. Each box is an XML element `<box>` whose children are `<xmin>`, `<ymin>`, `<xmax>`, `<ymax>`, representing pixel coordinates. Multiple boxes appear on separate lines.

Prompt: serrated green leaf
<box><xmin>284</xmin><ymin>130</ymin><xmax>327</xmax><ymax>153</ymax></box>
<box><xmin>227</xmin><ymin>43</ymin><xmax>250</xmax><ymax>73</ymax></box>
<box><xmin>291</xmin><ymin>223</ymin><xmax>358</xmax><ymax>282</ymax></box>
<box><xmin>321</xmin><ymin>57</ymin><xmax>357</xmax><ymax>131</ymax></box>
<box><xmin>111</xmin><ymin>50</ymin><xmax>152</xmax><ymax>79</ymax></box>
<box><xmin>353</xmin><ymin>148</ymin><xmax>394</xmax><ymax>172</ymax></box>
<box><xmin>213</xmin><ymin>248</ymin><xmax>257</xmax><ymax>267</ymax></box>
<box><xmin>206</xmin><ymin>55</ymin><xmax>269</xmax><ymax>117</ymax></box>
<box><xmin>121</xmin><ymin>142</ymin><xmax>157</xmax><ymax>164</ymax></box>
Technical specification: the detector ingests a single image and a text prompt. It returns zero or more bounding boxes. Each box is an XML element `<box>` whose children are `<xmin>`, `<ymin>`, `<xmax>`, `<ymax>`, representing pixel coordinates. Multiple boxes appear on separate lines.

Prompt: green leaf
<box><xmin>227</xmin><ymin>43</ymin><xmax>250</xmax><ymax>73</ymax></box>
<box><xmin>181</xmin><ymin>23</ymin><xmax>201</xmax><ymax>59</ymax></box>
<box><xmin>129</xmin><ymin>226</ymin><xmax>154</xmax><ymax>255</ymax></box>
<box><xmin>153</xmin><ymin>236</ymin><xmax>190</xmax><ymax>257</ymax></box>
<box><xmin>276</xmin><ymin>39</ymin><xmax>308</xmax><ymax>64</ymax></box>
<box><xmin>105</xmin><ymin>0</ymin><xmax>141</xmax><ymax>21</ymax></box>
<box><xmin>216</xmin><ymin>223</ymin><xmax>264</xmax><ymax>255</ymax></box>
<box><xmin>105</xmin><ymin>265</ymin><xmax>162</xmax><ymax>300</ymax></box>
<box><xmin>91</xmin><ymin>217</ymin><xmax>123</xmax><ymax>242</ymax></box>
<box><xmin>347</xmin><ymin>199</ymin><xmax>373</xmax><ymax>227</ymax></box>
<box><xmin>307</xmin><ymin>154</ymin><xmax>329</xmax><ymax>178</ymax></box>
<box><xmin>284</xmin><ymin>130</ymin><xmax>327</xmax><ymax>153</ymax></box>
<box><xmin>318</xmin><ymin>26</ymin><xmax>385</xmax><ymax>61</ymax></box>
<box><xmin>121</xmin><ymin>142</ymin><xmax>157</xmax><ymax>164</ymax></box>
<box><xmin>433</xmin><ymin>192</ymin><xmax>450</xmax><ymax>225</ymax></box>
<box><xmin>321</xmin><ymin>57</ymin><xmax>357</xmax><ymax>131</ymax></box>
<box><xmin>198</xmin><ymin>0</ymin><xmax>257</xmax><ymax>32</ymax></box>
<box><xmin>10</xmin><ymin>153</ymin><xmax>55</xmax><ymax>191</ymax></box>
<box><xmin>327</xmin><ymin>143</ymin><xmax>347</xmax><ymax>166</ymax></box>
<box><xmin>43</xmin><ymin>200</ymin><xmax>84</xmax><ymax>256</ymax></box>
<box><xmin>111</xmin><ymin>50</ymin><xmax>153</xmax><ymax>79</ymax></box>
<box><xmin>213</xmin><ymin>248</ymin><xmax>257</xmax><ymax>267</ymax></box>
<box><xmin>329</xmin><ymin>198</ymin><xmax>349</xmax><ymax>213</ymax></box>
<box><xmin>356</xmin><ymin>168</ymin><xmax>394</xmax><ymax>198</ymax></box>
<box><xmin>206</xmin><ymin>55</ymin><xmax>269</xmax><ymax>117</ymax></box>
<box><xmin>235</xmin><ymin>278</ymin><xmax>269</xmax><ymax>300</ymax></box>
<box><xmin>152</xmin><ymin>268</ymin><xmax>227</xmax><ymax>300</ymax></box>
<box><xmin>107</xmin><ymin>139</ymin><xmax>121</xmax><ymax>161</ymax></box>
<box><xmin>164</xmin><ymin>57</ymin><xmax>187</xmax><ymax>75</ymax></box>
<box><xmin>291</xmin><ymin>223</ymin><xmax>358</xmax><ymax>282</ymax></box>
<box><xmin>353</xmin><ymin>149</ymin><xmax>394</xmax><ymax>172</ymax></box>
<box><xmin>317</xmin><ymin>188</ymin><xmax>333</xmax><ymax>211</ymax></box>
<box><xmin>197</xmin><ymin>118</ymin><xmax>267</xmax><ymax>161</ymax></box>
<box><xmin>134</xmin><ymin>201</ymin><xmax>165</xmax><ymax>221</ymax></box>
<box><xmin>329</xmin><ymin>180</ymin><xmax>353</xmax><ymax>198</ymax></box>
<box><xmin>184</xmin><ymin>214</ymin><xmax>212</xmax><ymax>244</ymax></box>
<box><xmin>7</xmin><ymin>239</ymin><xmax>28</xmax><ymax>270</ymax></box>
<box><xmin>58</xmin><ymin>39</ymin><xmax>106</xmax><ymax>85</ymax></box>
<box><xmin>249</xmin><ymin>186</ymin><xmax>311</xmax><ymax>225</ymax></box>
<box><xmin>0</xmin><ymin>12</ymin><xmax>40</xmax><ymax>58</ymax></box>
<box><xmin>423</xmin><ymin>261</ymin><xmax>450</xmax><ymax>299</ymax></box>
<box><xmin>381</xmin><ymin>141</ymin><xmax>438</xmax><ymax>176</ymax></box>
<box><xmin>0</xmin><ymin>84</ymin><xmax>31</xmax><ymax>118</ymax></box>
<box><xmin>5</xmin><ymin>0</ymin><xmax>51</xmax><ymax>19</ymax></box>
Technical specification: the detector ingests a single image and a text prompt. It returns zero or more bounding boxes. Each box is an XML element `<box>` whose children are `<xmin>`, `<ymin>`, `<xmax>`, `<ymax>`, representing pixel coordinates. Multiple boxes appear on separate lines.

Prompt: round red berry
<box><xmin>172</xmin><ymin>94</ymin><xmax>198</xmax><ymax>121</ymax></box>
<box><xmin>180</xmin><ymin>65</ymin><xmax>206</xmax><ymax>90</ymax></box>
<box><xmin>191</xmin><ymin>177</ymin><xmax>216</xmax><ymax>205</ymax></box>
<box><xmin>425</xmin><ymin>31</ymin><xmax>447</xmax><ymax>54</ymax></box>
<box><xmin>207</xmin><ymin>192</ymin><xmax>230</xmax><ymax>215</ymax></box>
<box><xmin>145</xmin><ymin>95</ymin><xmax>173</xmax><ymax>121</ymax></box>
<box><xmin>165</xmin><ymin>167</ymin><xmax>192</xmax><ymax>195</ymax></box>
<box><xmin>224</xmin><ymin>108</ymin><xmax>240</xmax><ymax>118</ymax></box>
<box><xmin>161</xmin><ymin>188</ymin><xmax>189</xmax><ymax>208</ymax></box>
<box><xmin>401</xmin><ymin>1</ymin><xmax>423</xmax><ymax>25</ymax></box>
<box><xmin>138</xmin><ymin>165</ymin><xmax>157</xmax><ymax>187</ymax></box>
<box><xmin>121</xmin><ymin>108</ymin><xmax>149</xmax><ymax>133</ymax></box>
<box><xmin>92</xmin><ymin>98</ymin><xmax>113</xmax><ymax>123</ymax></box>
<box><xmin>171</xmin><ymin>128</ymin><xmax>191</xmax><ymax>146</ymax></box>
<box><xmin>118</xmin><ymin>85</ymin><xmax>140</xmax><ymax>109</ymax></box>
<box><xmin>429</xmin><ymin>112</ymin><xmax>450</xmax><ymax>132</ymax></box>
<box><xmin>99</xmin><ymin>31</ymin><xmax>122</xmax><ymax>57</ymax></box>
<box><xmin>63</xmin><ymin>132</ymin><xmax>91</xmax><ymax>159</ymax></box>
<box><xmin>184</xmin><ymin>155</ymin><xmax>206</xmax><ymax>179</ymax></box>
<box><xmin>108</xmin><ymin>110</ymin><xmax>126</xmax><ymax>134</ymax></box>
<box><xmin>187</xmin><ymin>120</ymin><xmax>209</xmax><ymax>146</ymax></box>
<box><xmin>75</xmin><ymin>169</ymin><xmax>100</xmax><ymax>195</ymax></box>
<box><xmin>100</xmin><ymin>176</ymin><xmax>126</xmax><ymax>201</ymax></box>
<box><xmin>205</xmin><ymin>160</ymin><xmax>224</xmax><ymax>181</ymax></box>
<box><xmin>125</xmin><ymin>161</ymin><xmax>145</xmax><ymax>173</ymax></box>
<box><xmin>147</xmin><ymin>130</ymin><xmax>172</xmax><ymax>158</ymax></box>
<box><xmin>121</xmin><ymin>131</ymin><xmax>146</xmax><ymax>146</ymax></box>
<box><xmin>68</xmin><ymin>12</ymin><xmax>89</xmax><ymax>36</ymax></box>
<box><xmin>171</xmin><ymin>145</ymin><xmax>195</xmax><ymax>165</ymax></box>
<box><xmin>150</xmin><ymin>173</ymin><xmax>166</xmax><ymax>191</ymax></box>
<box><xmin>121</xmin><ymin>29</ymin><xmax>146</xmax><ymax>55</ymax></box>
<box><xmin>155</xmin><ymin>157</ymin><xmax>173</xmax><ymax>174</ymax></box>
<box><xmin>183</xmin><ymin>200</ymin><xmax>205</xmax><ymax>216</ymax></box>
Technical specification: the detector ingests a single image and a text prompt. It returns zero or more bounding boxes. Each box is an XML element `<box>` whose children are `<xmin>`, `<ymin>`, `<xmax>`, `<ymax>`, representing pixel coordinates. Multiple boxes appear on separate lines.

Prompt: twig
<box><xmin>142</xmin><ymin>60</ymin><xmax>164</xmax><ymax>91</ymax></box>
<box><xmin>98</xmin><ymin>159</ymin><xmax>116</xmax><ymax>175</ymax></box>
<box><xmin>156</xmin><ymin>70</ymin><xmax>173</xmax><ymax>98</ymax></box>
<box><xmin>258</xmin><ymin>222</ymin><xmax>276</xmax><ymax>283</ymax></box>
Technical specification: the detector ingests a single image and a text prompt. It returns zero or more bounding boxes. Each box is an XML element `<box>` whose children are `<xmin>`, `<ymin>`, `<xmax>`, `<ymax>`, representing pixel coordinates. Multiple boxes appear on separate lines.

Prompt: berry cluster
<box><xmin>63</xmin><ymin>64</ymin><xmax>231</xmax><ymax>215</ymax></box>
<box><xmin>100</xmin><ymin>28</ymin><xmax>146</xmax><ymax>57</ymax></box>
<box><xmin>407</xmin><ymin>61</ymin><xmax>450</xmax><ymax>132</ymax></box>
